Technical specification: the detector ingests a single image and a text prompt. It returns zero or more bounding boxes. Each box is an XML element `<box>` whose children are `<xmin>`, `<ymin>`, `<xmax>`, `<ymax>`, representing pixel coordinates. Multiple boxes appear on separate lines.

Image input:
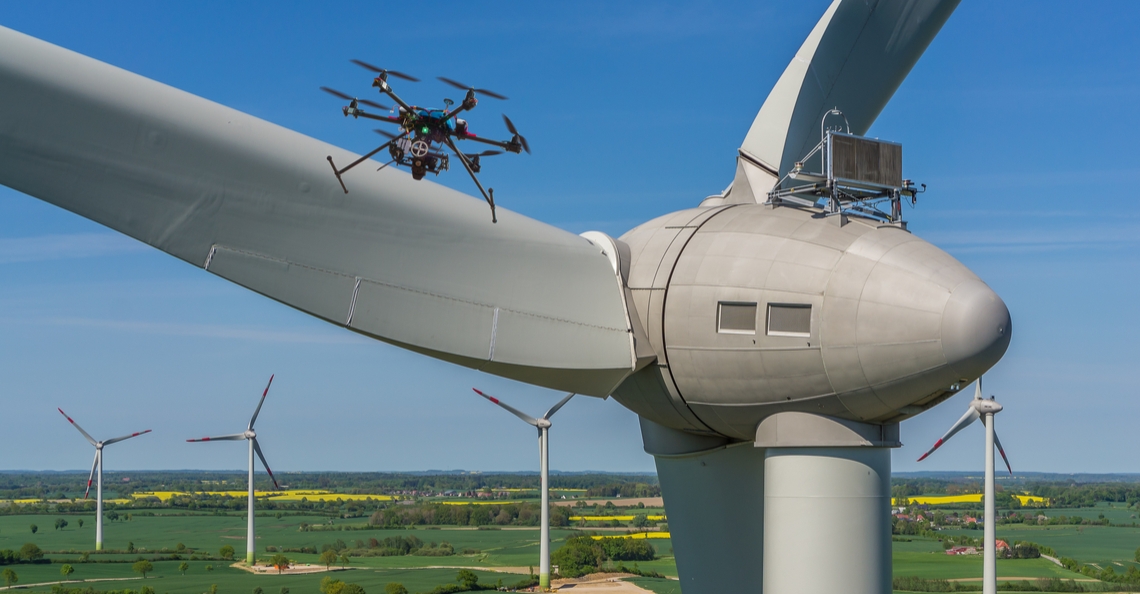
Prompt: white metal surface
<box><xmin>764</xmin><ymin>447</ymin><xmax>891</xmax><ymax>594</ymax></box>
<box><xmin>984</xmin><ymin>413</ymin><xmax>996</xmax><ymax>594</ymax></box>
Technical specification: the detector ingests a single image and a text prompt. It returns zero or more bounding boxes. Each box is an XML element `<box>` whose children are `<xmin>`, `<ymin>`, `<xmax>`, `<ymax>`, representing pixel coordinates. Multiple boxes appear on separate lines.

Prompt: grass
<box><xmin>940</xmin><ymin>522</ymin><xmax>1140</xmax><ymax>569</ymax></box>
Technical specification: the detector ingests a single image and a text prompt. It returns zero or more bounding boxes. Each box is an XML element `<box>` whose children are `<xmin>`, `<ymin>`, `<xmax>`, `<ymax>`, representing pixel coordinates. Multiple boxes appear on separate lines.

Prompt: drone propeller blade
<box><xmin>502</xmin><ymin>115</ymin><xmax>530</xmax><ymax>154</ymax></box>
<box><xmin>319</xmin><ymin>86</ymin><xmax>353</xmax><ymax>101</ymax></box>
<box><xmin>252</xmin><ymin>438</ymin><xmax>280</xmax><ymax>490</ymax></box>
<box><xmin>351</xmin><ymin>60</ymin><xmax>419</xmax><ymax>81</ymax></box>
<box><xmin>373</xmin><ymin>129</ymin><xmax>398</xmax><ymax>140</ymax></box>
<box><xmin>84</xmin><ymin>450</ymin><xmax>99</xmax><ymax>499</ymax></box>
<box><xmin>464</xmin><ymin>150</ymin><xmax>502</xmax><ymax>159</ymax></box>
<box><xmin>438</xmin><ymin>77</ymin><xmax>508</xmax><ymax>100</ymax></box>
<box><xmin>359</xmin><ymin>99</ymin><xmax>390</xmax><ymax>111</ymax></box>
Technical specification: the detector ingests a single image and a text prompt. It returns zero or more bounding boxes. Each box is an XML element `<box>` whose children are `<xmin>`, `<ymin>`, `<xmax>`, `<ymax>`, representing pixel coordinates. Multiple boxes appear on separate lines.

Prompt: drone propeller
<box><xmin>373</xmin><ymin>129</ymin><xmax>399</xmax><ymax>140</ymax></box>
<box><xmin>502</xmin><ymin>114</ymin><xmax>530</xmax><ymax>154</ymax></box>
<box><xmin>438</xmin><ymin>77</ymin><xmax>508</xmax><ymax>101</ymax></box>
<box><xmin>350</xmin><ymin>60</ymin><xmax>419</xmax><ymax>82</ymax></box>
<box><xmin>320</xmin><ymin>87</ymin><xmax>389</xmax><ymax>110</ymax></box>
<box><xmin>464</xmin><ymin>150</ymin><xmax>502</xmax><ymax>159</ymax></box>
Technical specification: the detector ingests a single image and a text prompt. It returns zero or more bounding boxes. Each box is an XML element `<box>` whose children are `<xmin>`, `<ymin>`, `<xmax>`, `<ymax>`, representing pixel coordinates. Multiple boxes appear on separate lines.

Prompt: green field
<box><xmin>891</xmin><ymin>538</ymin><xmax>1075</xmax><ymax>580</ymax></box>
<box><xmin>940</xmin><ymin>522</ymin><xmax>1140</xmax><ymax>569</ymax></box>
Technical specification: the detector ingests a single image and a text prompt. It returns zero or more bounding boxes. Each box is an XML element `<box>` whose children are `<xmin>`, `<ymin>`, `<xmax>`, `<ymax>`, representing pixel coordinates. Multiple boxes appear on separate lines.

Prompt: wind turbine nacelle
<box><xmin>610</xmin><ymin>203</ymin><xmax>1011</xmax><ymax>441</ymax></box>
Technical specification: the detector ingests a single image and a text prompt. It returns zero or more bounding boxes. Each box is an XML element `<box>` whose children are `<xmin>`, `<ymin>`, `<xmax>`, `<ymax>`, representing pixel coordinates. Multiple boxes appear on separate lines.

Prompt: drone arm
<box><xmin>441</xmin><ymin>103</ymin><xmax>473</xmax><ymax>125</ymax></box>
<box><xmin>445</xmin><ymin>136</ymin><xmax>496</xmax><ymax>223</ymax></box>
<box><xmin>458</xmin><ymin>133</ymin><xmax>513</xmax><ymax>151</ymax></box>
<box><xmin>378</xmin><ymin>87</ymin><xmax>414</xmax><ymax>113</ymax></box>
<box><xmin>354</xmin><ymin>111</ymin><xmax>402</xmax><ymax>124</ymax></box>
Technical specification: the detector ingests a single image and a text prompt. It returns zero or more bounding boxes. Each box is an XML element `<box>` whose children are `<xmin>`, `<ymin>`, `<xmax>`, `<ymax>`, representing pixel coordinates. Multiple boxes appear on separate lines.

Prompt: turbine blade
<box><xmin>473</xmin><ymin>388</ymin><xmax>538</xmax><ymax>426</ymax></box>
<box><xmin>543</xmin><ymin>393</ymin><xmax>575</xmax><ymax>420</ymax></box>
<box><xmin>993</xmin><ymin>429</ymin><xmax>1012</xmax><ymax>475</ymax></box>
<box><xmin>102</xmin><ymin>429</ymin><xmax>152</xmax><ymax>446</ymax></box>
<box><xmin>58</xmin><ymin>408</ymin><xmax>98</xmax><ymax>446</ymax></box>
<box><xmin>186</xmin><ymin>433</ymin><xmax>246</xmax><ymax>442</ymax></box>
<box><xmin>84</xmin><ymin>450</ymin><xmax>98</xmax><ymax>499</ymax></box>
<box><xmin>974</xmin><ymin>376</ymin><xmax>983</xmax><ymax>400</ymax></box>
<box><xmin>917</xmin><ymin>407</ymin><xmax>980</xmax><ymax>462</ymax></box>
<box><xmin>252</xmin><ymin>438</ymin><xmax>280</xmax><ymax>490</ymax></box>
<box><xmin>248</xmin><ymin>374</ymin><xmax>274</xmax><ymax>430</ymax></box>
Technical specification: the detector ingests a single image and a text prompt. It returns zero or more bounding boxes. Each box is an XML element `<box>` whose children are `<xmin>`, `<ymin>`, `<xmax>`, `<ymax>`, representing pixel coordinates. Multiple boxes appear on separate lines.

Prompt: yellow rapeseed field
<box><xmin>894</xmin><ymin>494</ymin><xmax>1048</xmax><ymax>506</ymax></box>
<box><xmin>129</xmin><ymin>490</ymin><xmax>395</xmax><ymax>502</ymax></box>
<box><xmin>590</xmin><ymin>532</ymin><xmax>671</xmax><ymax>540</ymax></box>
<box><xmin>570</xmin><ymin>515</ymin><xmax>666</xmax><ymax>522</ymax></box>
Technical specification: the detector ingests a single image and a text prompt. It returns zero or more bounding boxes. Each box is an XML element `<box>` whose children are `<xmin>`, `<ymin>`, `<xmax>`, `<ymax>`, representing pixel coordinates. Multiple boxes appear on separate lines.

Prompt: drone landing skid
<box><xmin>326</xmin><ymin>156</ymin><xmax>348</xmax><ymax>194</ymax></box>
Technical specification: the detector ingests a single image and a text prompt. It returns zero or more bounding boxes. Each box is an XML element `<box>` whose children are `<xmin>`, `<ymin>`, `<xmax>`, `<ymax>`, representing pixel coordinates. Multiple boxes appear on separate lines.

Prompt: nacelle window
<box><xmin>718</xmin><ymin>302</ymin><xmax>757</xmax><ymax>334</ymax></box>
<box><xmin>767</xmin><ymin>303</ymin><xmax>811</xmax><ymax>337</ymax></box>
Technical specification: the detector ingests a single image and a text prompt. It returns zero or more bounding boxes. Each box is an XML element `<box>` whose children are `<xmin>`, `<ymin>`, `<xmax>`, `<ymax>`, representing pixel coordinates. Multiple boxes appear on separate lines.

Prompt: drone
<box><xmin>322</xmin><ymin>59</ymin><xmax>531</xmax><ymax>223</ymax></box>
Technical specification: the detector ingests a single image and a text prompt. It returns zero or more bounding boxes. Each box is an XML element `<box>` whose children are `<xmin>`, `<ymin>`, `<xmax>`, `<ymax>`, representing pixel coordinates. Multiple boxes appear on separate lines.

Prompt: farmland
<box><xmin>3</xmin><ymin>473</ymin><xmax>1140</xmax><ymax>592</ymax></box>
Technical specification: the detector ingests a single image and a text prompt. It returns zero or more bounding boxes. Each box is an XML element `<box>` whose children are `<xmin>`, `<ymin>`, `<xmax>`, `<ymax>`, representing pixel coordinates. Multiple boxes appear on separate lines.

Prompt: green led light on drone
<box><xmin>421</xmin><ymin>127</ymin><xmax>429</xmax><ymax>134</ymax></box>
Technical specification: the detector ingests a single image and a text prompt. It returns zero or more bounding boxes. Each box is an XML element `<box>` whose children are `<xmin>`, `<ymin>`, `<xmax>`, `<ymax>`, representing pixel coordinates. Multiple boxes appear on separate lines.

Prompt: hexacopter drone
<box><xmin>322</xmin><ymin>59</ymin><xmax>530</xmax><ymax>223</ymax></box>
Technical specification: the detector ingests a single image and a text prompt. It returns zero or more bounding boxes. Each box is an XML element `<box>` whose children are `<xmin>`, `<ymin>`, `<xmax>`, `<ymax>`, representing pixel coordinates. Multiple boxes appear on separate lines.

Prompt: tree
<box><xmin>142</xmin><ymin>586</ymin><xmax>155</xmax><ymax>594</ymax></box>
<box><xmin>29</xmin><ymin>524</ymin><xmax>37</xmax><ymax>534</ymax></box>
<box><xmin>176</xmin><ymin>543</ymin><xmax>186</xmax><ymax>552</ymax></box>
<box><xmin>320</xmin><ymin>577</ymin><xmax>345</xmax><ymax>594</ymax></box>
<box><xmin>209</xmin><ymin>584</ymin><xmax>218</xmax><ymax>594</ymax></box>
<box><xmin>457</xmin><ymin>569</ymin><xmax>479</xmax><ymax>590</ymax></box>
<box><xmin>2</xmin><ymin>568</ymin><xmax>17</xmax><ymax>588</ymax></box>
<box><xmin>1135</xmin><ymin>546</ymin><xmax>1140</xmax><ymax>563</ymax></box>
<box><xmin>319</xmin><ymin>550</ymin><xmax>338</xmax><ymax>570</ymax></box>
<box><xmin>77</xmin><ymin>519</ymin><xmax>84</xmax><ymax>529</ymax></box>
<box><xmin>220</xmin><ymin>545</ymin><xmax>236</xmax><ymax>561</ymax></box>
<box><xmin>127</xmin><ymin>541</ymin><xmax>135</xmax><ymax>553</ymax></box>
<box><xmin>280</xmin><ymin>588</ymin><xmax>290</xmax><ymax>594</ymax></box>
<box><xmin>132</xmin><ymin>559</ymin><xmax>154</xmax><ymax>578</ymax></box>
<box><xmin>253</xmin><ymin>587</ymin><xmax>263</xmax><ymax>594</ymax></box>
<box><xmin>60</xmin><ymin>564</ymin><xmax>75</xmax><ymax>580</ymax></box>
<box><xmin>19</xmin><ymin>543</ymin><xmax>43</xmax><ymax>561</ymax></box>
<box><xmin>55</xmin><ymin>518</ymin><xmax>69</xmax><ymax>531</ymax></box>
<box><xmin>341</xmin><ymin>585</ymin><xmax>365</xmax><ymax>594</ymax></box>
<box><xmin>178</xmin><ymin>562</ymin><xmax>190</xmax><ymax>575</ymax></box>
<box><xmin>338</xmin><ymin>553</ymin><xmax>351</xmax><ymax>568</ymax></box>
<box><xmin>384</xmin><ymin>585</ymin><xmax>407</xmax><ymax>594</ymax></box>
<box><xmin>270</xmin><ymin>554</ymin><xmax>290</xmax><ymax>574</ymax></box>
<box><xmin>205</xmin><ymin>565</ymin><xmax>214</xmax><ymax>572</ymax></box>
<box><xmin>105</xmin><ymin>511</ymin><xmax>119</xmax><ymax>522</ymax></box>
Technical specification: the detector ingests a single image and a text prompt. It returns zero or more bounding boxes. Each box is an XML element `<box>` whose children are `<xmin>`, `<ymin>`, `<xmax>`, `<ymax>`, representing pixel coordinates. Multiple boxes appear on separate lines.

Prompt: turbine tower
<box><xmin>188</xmin><ymin>375</ymin><xmax>280</xmax><ymax>564</ymax></box>
<box><xmin>474</xmin><ymin>389</ymin><xmax>574</xmax><ymax>591</ymax></box>
<box><xmin>57</xmin><ymin>409</ymin><xmax>151</xmax><ymax>551</ymax></box>
<box><xmin>917</xmin><ymin>376</ymin><xmax>1012</xmax><ymax>594</ymax></box>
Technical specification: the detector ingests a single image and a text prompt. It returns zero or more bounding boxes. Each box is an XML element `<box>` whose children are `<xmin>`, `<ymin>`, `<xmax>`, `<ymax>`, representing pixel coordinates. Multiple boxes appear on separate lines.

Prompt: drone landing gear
<box><xmin>326</xmin><ymin>130</ymin><xmax>411</xmax><ymax>193</ymax></box>
<box><xmin>445</xmin><ymin>137</ymin><xmax>497</xmax><ymax>223</ymax></box>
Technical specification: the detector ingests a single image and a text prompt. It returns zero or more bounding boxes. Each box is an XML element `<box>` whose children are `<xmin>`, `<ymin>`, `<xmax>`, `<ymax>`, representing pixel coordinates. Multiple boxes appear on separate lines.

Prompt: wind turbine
<box><xmin>474</xmin><ymin>388</ymin><xmax>574</xmax><ymax>592</ymax></box>
<box><xmin>917</xmin><ymin>376</ymin><xmax>1012</xmax><ymax>594</ymax></box>
<box><xmin>188</xmin><ymin>375</ymin><xmax>280</xmax><ymax>565</ymax></box>
<box><xmin>57</xmin><ymin>409</ymin><xmax>150</xmax><ymax>551</ymax></box>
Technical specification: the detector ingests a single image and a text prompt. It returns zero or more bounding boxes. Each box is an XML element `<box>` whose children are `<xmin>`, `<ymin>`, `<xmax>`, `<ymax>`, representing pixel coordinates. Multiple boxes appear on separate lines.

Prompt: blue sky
<box><xmin>0</xmin><ymin>1</ymin><xmax>1137</xmax><ymax>475</ymax></box>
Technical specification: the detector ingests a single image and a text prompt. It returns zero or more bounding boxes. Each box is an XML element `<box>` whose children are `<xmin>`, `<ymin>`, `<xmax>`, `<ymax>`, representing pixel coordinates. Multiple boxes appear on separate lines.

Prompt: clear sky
<box><xmin>1</xmin><ymin>1</ymin><xmax>1137</xmax><ymax>475</ymax></box>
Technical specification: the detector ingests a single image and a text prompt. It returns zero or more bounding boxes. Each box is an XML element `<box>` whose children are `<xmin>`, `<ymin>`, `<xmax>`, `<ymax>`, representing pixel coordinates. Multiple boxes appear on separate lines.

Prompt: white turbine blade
<box><xmin>473</xmin><ymin>388</ymin><xmax>539</xmax><ymax>426</ymax></box>
<box><xmin>103</xmin><ymin>429</ymin><xmax>152</xmax><ymax>446</ymax></box>
<box><xmin>974</xmin><ymin>376</ymin><xmax>983</xmax><ymax>400</ymax></box>
<box><xmin>83</xmin><ymin>450</ymin><xmax>98</xmax><ymax>499</ymax></box>
<box><xmin>0</xmin><ymin>26</ymin><xmax>636</xmax><ymax>398</ymax></box>
<box><xmin>917</xmin><ymin>406</ymin><xmax>980</xmax><ymax>462</ymax></box>
<box><xmin>58</xmin><ymin>408</ymin><xmax>97</xmax><ymax>446</ymax></box>
<box><xmin>248</xmin><ymin>374</ymin><xmax>274</xmax><ymax>430</ymax></box>
<box><xmin>251</xmin><ymin>438</ymin><xmax>280</xmax><ymax>490</ymax></box>
<box><xmin>542</xmin><ymin>393</ymin><xmax>575</xmax><ymax>421</ymax></box>
<box><xmin>186</xmin><ymin>433</ymin><xmax>246</xmax><ymax>442</ymax></box>
<box><xmin>992</xmin><ymin>429</ymin><xmax>1012</xmax><ymax>475</ymax></box>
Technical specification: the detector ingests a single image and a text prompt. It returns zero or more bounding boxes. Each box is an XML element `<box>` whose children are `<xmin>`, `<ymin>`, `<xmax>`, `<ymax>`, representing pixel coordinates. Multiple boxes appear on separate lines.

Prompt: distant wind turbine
<box><xmin>57</xmin><ymin>408</ymin><xmax>151</xmax><ymax>551</ymax></box>
<box><xmin>474</xmin><ymin>388</ymin><xmax>574</xmax><ymax>591</ymax></box>
<box><xmin>917</xmin><ymin>375</ymin><xmax>1011</xmax><ymax>594</ymax></box>
<box><xmin>188</xmin><ymin>375</ymin><xmax>280</xmax><ymax>564</ymax></box>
